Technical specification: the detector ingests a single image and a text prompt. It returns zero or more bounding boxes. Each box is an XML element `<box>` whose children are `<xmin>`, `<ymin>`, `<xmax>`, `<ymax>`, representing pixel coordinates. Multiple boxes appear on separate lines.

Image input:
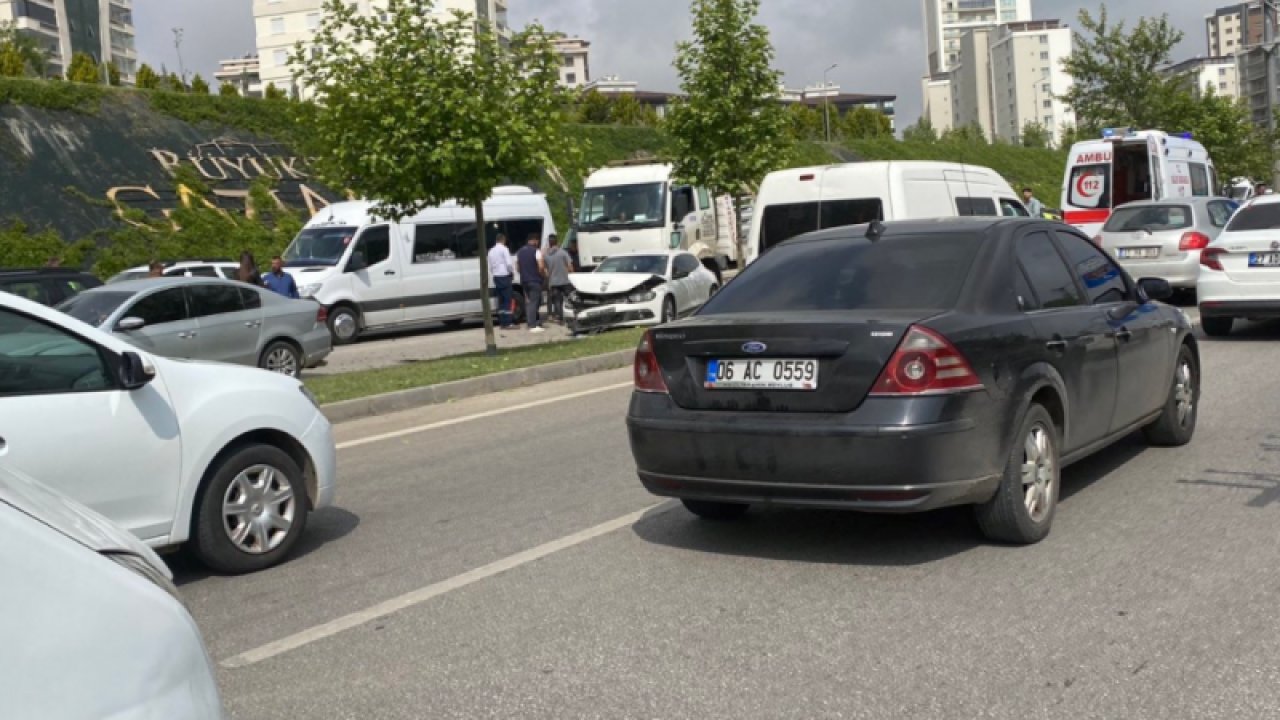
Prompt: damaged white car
<box><xmin>568</xmin><ymin>252</ymin><xmax>718</xmax><ymax>332</ymax></box>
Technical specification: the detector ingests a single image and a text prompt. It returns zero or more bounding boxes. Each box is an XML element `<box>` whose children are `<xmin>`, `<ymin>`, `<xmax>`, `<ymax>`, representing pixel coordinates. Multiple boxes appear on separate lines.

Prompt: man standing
<box><xmin>544</xmin><ymin>234</ymin><xmax>575</xmax><ymax>325</ymax></box>
<box><xmin>1021</xmin><ymin>187</ymin><xmax>1045</xmax><ymax>218</ymax></box>
<box><xmin>488</xmin><ymin>233</ymin><xmax>516</xmax><ymax>329</ymax></box>
<box><xmin>515</xmin><ymin>233</ymin><xmax>548</xmax><ymax>333</ymax></box>
<box><xmin>263</xmin><ymin>256</ymin><xmax>300</xmax><ymax>299</ymax></box>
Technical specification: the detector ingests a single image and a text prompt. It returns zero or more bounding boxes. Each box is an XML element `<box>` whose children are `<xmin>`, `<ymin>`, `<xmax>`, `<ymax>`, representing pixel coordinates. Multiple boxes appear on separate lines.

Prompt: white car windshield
<box><xmin>596</xmin><ymin>255</ymin><xmax>669</xmax><ymax>275</ymax></box>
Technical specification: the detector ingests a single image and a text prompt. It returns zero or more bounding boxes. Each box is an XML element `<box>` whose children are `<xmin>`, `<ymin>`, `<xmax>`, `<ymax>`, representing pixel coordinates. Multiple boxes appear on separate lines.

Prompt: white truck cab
<box><xmin>1062</xmin><ymin>128</ymin><xmax>1217</xmax><ymax>238</ymax></box>
<box><xmin>746</xmin><ymin>161</ymin><xmax>1027</xmax><ymax>265</ymax></box>
<box><xmin>283</xmin><ymin>187</ymin><xmax>555</xmax><ymax>344</ymax></box>
<box><xmin>576</xmin><ymin>162</ymin><xmax>735</xmax><ymax>274</ymax></box>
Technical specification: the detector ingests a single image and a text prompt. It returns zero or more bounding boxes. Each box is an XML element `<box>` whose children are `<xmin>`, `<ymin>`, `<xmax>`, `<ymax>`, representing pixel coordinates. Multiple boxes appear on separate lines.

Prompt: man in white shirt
<box><xmin>488</xmin><ymin>233</ymin><xmax>516</xmax><ymax>329</ymax></box>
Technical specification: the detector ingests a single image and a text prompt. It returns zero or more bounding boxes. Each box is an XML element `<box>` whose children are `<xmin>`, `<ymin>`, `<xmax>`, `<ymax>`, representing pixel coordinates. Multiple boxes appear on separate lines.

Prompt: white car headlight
<box><xmin>628</xmin><ymin>290</ymin><xmax>657</xmax><ymax>304</ymax></box>
<box><xmin>299</xmin><ymin>283</ymin><xmax>323</xmax><ymax>298</ymax></box>
<box><xmin>105</xmin><ymin>551</ymin><xmax>183</xmax><ymax>605</ymax></box>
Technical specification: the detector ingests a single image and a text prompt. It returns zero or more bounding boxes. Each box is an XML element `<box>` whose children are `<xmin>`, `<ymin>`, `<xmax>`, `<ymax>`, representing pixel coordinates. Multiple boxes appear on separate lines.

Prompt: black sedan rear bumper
<box><xmin>627</xmin><ymin>393</ymin><xmax>1006</xmax><ymax>513</ymax></box>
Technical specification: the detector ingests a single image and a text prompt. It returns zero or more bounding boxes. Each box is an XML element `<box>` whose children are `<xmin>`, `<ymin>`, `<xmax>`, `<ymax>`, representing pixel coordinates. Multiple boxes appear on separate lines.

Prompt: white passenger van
<box><xmin>283</xmin><ymin>187</ymin><xmax>555</xmax><ymax>344</ymax></box>
<box><xmin>577</xmin><ymin>162</ymin><xmax>735</xmax><ymax>273</ymax></box>
<box><xmin>1062</xmin><ymin>128</ymin><xmax>1217</xmax><ymax>238</ymax></box>
<box><xmin>745</xmin><ymin>161</ymin><xmax>1026</xmax><ymax>265</ymax></box>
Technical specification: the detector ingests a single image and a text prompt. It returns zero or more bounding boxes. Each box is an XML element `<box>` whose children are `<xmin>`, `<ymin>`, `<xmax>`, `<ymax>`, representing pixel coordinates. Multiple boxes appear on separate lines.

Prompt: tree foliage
<box><xmin>787</xmin><ymin>102</ymin><xmax>823</xmax><ymax>140</ymax></box>
<box><xmin>667</xmin><ymin>0</ymin><xmax>791</xmax><ymax>258</ymax></box>
<box><xmin>0</xmin><ymin>22</ymin><xmax>47</xmax><ymax>77</ymax></box>
<box><xmin>609</xmin><ymin>93</ymin><xmax>659</xmax><ymax>126</ymax></box>
<box><xmin>0</xmin><ymin>220</ymin><xmax>92</xmax><ymax>268</ymax></box>
<box><xmin>1020</xmin><ymin>122</ymin><xmax>1051</xmax><ymax>148</ymax></box>
<box><xmin>190</xmin><ymin>74</ymin><xmax>210</xmax><ymax>95</ymax></box>
<box><xmin>161</xmin><ymin>72</ymin><xmax>186</xmax><ymax>93</ymax></box>
<box><xmin>263</xmin><ymin>82</ymin><xmax>286</xmax><ymax>101</ymax></box>
<box><xmin>294</xmin><ymin>0</ymin><xmax>577</xmax><ymax>353</ymax></box>
<box><xmin>66</xmin><ymin>52</ymin><xmax>101</xmax><ymax>84</ymax></box>
<box><xmin>576</xmin><ymin>89</ymin><xmax>612</xmax><ymax>123</ymax></box>
<box><xmin>840</xmin><ymin>106</ymin><xmax>892</xmax><ymax>140</ymax></box>
<box><xmin>107</xmin><ymin>61</ymin><xmax>120</xmax><ymax>86</ymax></box>
<box><xmin>219</xmin><ymin>82</ymin><xmax>240</xmax><ymax>97</ymax></box>
<box><xmin>135</xmin><ymin>63</ymin><xmax>160</xmax><ymax>90</ymax></box>
<box><xmin>903</xmin><ymin>116</ymin><xmax>938</xmax><ymax>144</ymax></box>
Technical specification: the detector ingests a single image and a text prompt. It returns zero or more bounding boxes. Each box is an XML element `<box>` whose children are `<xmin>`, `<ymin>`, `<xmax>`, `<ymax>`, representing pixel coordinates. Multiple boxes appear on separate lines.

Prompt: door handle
<box><xmin>1045</xmin><ymin>340</ymin><xmax>1068</xmax><ymax>352</ymax></box>
<box><xmin>1112</xmin><ymin>329</ymin><xmax>1133</xmax><ymax>342</ymax></box>
<box><xmin>245</xmin><ymin>321</ymin><xmax>262</xmax><ymax>328</ymax></box>
<box><xmin>384</xmin><ymin>270</ymin><xmax>397</xmax><ymax>276</ymax></box>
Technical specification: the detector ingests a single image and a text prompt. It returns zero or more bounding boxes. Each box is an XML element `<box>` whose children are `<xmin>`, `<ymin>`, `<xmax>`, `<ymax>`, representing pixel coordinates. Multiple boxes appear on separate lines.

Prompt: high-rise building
<box><xmin>923</xmin><ymin>0</ymin><xmax>1031</xmax><ymax>76</ymax></box>
<box><xmin>1206</xmin><ymin>2</ymin><xmax>1276</xmax><ymax>56</ymax></box>
<box><xmin>254</xmin><ymin>0</ymin><xmax>512</xmax><ymax>97</ymax></box>
<box><xmin>214</xmin><ymin>55</ymin><xmax>263</xmax><ymax>98</ymax></box>
<box><xmin>951</xmin><ymin>25</ymin><xmax>996</xmax><ymax>139</ymax></box>
<box><xmin>989</xmin><ymin>20</ymin><xmax>1075</xmax><ymax>146</ymax></box>
<box><xmin>551</xmin><ymin>36</ymin><xmax>590</xmax><ymax>89</ymax></box>
<box><xmin>0</xmin><ymin>0</ymin><xmax>136</xmax><ymax>82</ymax></box>
<box><xmin>1164</xmin><ymin>56</ymin><xmax>1240</xmax><ymax>99</ymax></box>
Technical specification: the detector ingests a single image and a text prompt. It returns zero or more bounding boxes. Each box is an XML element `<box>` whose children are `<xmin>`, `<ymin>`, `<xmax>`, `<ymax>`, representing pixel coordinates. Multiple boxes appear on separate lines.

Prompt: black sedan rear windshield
<box><xmin>702</xmin><ymin>233</ymin><xmax>983</xmax><ymax>314</ymax></box>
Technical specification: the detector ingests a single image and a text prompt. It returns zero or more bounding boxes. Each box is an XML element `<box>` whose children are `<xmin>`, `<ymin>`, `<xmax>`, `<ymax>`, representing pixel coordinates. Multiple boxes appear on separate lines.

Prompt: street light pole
<box><xmin>823</xmin><ymin>63</ymin><xmax>838</xmax><ymax>143</ymax></box>
<box><xmin>172</xmin><ymin>27</ymin><xmax>187</xmax><ymax>86</ymax></box>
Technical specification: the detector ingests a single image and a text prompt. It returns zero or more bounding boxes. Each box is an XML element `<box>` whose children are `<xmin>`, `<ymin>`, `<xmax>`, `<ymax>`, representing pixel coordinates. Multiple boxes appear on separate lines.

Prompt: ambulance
<box><xmin>1061</xmin><ymin>128</ymin><xmax>1218</xmax><ymax>238</ymax></box>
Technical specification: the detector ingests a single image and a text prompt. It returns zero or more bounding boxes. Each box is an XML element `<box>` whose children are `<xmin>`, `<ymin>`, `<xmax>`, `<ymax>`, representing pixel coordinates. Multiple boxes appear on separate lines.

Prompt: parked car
<box><xmin>107</xmin><ymin>260</ymin><xmax>240</xmax><ymax>284</ymax></box>
<box><xmin>0</xmin><ymin>466</ymin><xmax>225</xmax><ymax>718</ymax></box>
<box><xmin>56</xmin><ymin>277</ymin><xmax>332</xmax><ymax>378</ymax></box>
<box><xmin>1198</xmin><ymin>194</ymin><xmax>1280</xmax><ymax>336</ymax></box>
<box><xmin>1097</xmin><ymin>197</ymin><xmax>1236</xmax><ymax>293</ymax></box>
<box><xmin>0</xmin><ymin>290</ymin><xmax>337</xmax><ymax>573</ymax></box>
<box><xmin>568</xmin><ymin>251</ymin><xmax>719</xmax><ymax>333</ymax></box>
<box><xmin>627</xmin><ymin>218</ymin><xmax>1198</xmax><ymax>544</ymax></box>
<box><xmin>0</xmin><ymin>268</ymin><xmax>102</xmax><ymax>306</ymax></box>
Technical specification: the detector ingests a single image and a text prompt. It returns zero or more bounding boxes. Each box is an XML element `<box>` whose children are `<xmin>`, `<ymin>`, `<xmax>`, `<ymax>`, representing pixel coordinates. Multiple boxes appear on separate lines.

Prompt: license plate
<box><xmin>705</xmin><ymin>359</ymin><xmax>819</xmax><ymax>390</ymax></box>
<box><xmin>1249</xmin><ymin>252</ymin><xmax>1280</xmax><ymax>267</ymax></box>
<box><xmin>1118</xmin><ymin>247</ymin><xmax>1160</xmax><ymax>260</ymax></box>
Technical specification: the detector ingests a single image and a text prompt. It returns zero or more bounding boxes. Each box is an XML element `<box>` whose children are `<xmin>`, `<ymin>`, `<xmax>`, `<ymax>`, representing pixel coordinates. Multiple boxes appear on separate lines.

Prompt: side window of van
<box><xmin>956</xmin><ymin>197</ymin><xmax>997</xmax><ymax>216</ymax></box>
<box><xmin>352</xmin><ymin>226</ymin><xmax>391</xmax><ymax>268</ymax></box>
<box><xmin>414</xmin><ymin>224</ymin><xmax>456</xmax><ymax>263</ymax></box>
<box><xmin>819</xmin><ymin>199</ymin><xmax>884</xmax><ymax>229</ymax></box>
<box><xmin>1000</xmin><ymin>198</ymin><xmax>1031</xmax><ymax>217</ymax></box>
<box><xmin>760</xmin><ymin>203</ymin><xmax>819</xmax><ymax>253</ymax></box>
<box><xmin>697</xmin><ymin>188</ymin><xmax>711</xmax><ymax>210</ymax></box>
<box><xmin>1189</xmin><ymin>163</ymin><xmax>1210</xmax><ymax>197</ymax></box>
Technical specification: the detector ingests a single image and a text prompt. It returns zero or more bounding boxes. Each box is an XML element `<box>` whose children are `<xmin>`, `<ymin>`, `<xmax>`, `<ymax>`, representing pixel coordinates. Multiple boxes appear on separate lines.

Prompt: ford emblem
<box><xmin>742</xmin><ymin>341</ymin><xmax>767</xmax><ymax>354</ymax></box>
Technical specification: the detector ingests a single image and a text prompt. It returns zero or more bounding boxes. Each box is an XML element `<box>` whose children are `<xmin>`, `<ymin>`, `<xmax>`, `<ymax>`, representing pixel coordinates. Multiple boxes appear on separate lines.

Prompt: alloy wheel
<box><xmin>1021</xmin><ymin>423</ymin><xmax>1055</xmax><ymax>523</ymax></box>
<box><xmin>1174</xmin><ymin>359</ymin><xmax>1195</xmax><ymax>427</ymax></box>
<box><xmin>265</xmin><ymin>347</ymin><xmax>299</xmax><ymax>376</ymax></box>
<box><xmin>222</xmin><ymin>464</ymin><xmax>296</xmax><ymax>555</ymax></box>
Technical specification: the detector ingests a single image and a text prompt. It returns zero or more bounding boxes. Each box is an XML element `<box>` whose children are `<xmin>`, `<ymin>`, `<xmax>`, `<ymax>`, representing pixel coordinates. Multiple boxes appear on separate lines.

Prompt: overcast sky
<box><xmin>136</xmin><ymin>0</ymin><xmax>1212</xmax><ymax>127</ymax></box>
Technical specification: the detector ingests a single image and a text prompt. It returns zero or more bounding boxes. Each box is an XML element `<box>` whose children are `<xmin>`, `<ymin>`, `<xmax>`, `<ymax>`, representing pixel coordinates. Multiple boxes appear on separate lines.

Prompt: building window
<box><xmin>1040</xmin><ymin>51</ymin><xmax>1049</xmax><ymax>60</ymax></box>
<box><xmin>1042</xmin><ymin>83</ymin><xmax>1051</xmax><ymax>93</ymax></box>
<box><xmin>271</xmin><ymin>17</ymin><xmax>285</xmax><ymax>34</ymax></box>
<box><xmin>1043</xmin><ymin>99</ymin><xmax>1052</xmax><ymax>108</ymax></box>
<box><xmin>565</xmin><ymin>72</ymin><xmax>576</xmax><ymax>85</ymax></box>
<box><xmin>1221</xmin><ymin>82</ymin><xmax>1229</xmax><ymax>90</ymax></box>
<box><xmin>1040</xmin><ymin>35</ymin><xmax>1049</xmax><ymax>44</ymax></box>
<box><xmin>274</xmin><ymin>49</ymin><xmax>288</xmax><ymax>67</ymax></box>
<box><xmin>1220</xmin><ymin>67</ymin><xmax>1228</xmax><ymax>76</ymax></box>
<box><xmin>563</xmin><ymin>56</ymin><xmax>574</xmax><ymax>68</ymax></box>
<box><xmin>306</xmin><ymin>13</ymin><xmax>320</xmax><ymax>30</ymax></box>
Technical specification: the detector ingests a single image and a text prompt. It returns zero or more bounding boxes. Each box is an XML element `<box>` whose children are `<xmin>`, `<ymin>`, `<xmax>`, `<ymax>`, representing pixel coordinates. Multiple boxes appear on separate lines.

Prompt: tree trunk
<box><xmin>474</xmin><ymin>200</ymin><xmax>497</xmax><ymax>356</ymax></box>
<box><xmin>733</xmin><ymin>193</ymin><xmax>746</xmax><ymax>273</ymax></box>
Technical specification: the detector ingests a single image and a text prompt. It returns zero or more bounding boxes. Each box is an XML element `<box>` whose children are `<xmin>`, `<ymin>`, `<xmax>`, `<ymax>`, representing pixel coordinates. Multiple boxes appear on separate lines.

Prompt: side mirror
<box><xmin>347</xmin><ymin>252</ymin><xmax>368</xmax><ymax>273</ymax></box>
<box><xmin>116</xmin><ymin>316</ymin><xmax>146</xmax><ymax>332</ymax></box>
<box><xmin>670</xmin><ymin>231</ymin><xmax>684</xmax><ymax>250</ymax></box>
<box><xmin>1137</xmin><ymin>277</ymin><xmax>1173</xmax><ymax>302</ymax></box>
<box><xmin>118</xmin><ymin>351</ymin><xmax>156</xmax><ymax>391</ymax></box>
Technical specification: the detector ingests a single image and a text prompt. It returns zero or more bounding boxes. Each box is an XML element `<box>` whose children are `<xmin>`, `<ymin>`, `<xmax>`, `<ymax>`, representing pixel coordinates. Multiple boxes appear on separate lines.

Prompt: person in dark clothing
<box><xmin>515</xmin><ymin>233</ymin><xmax>547</xmax><ymax>333</ymax></box>
<box><xmin>238</xmin><ymin>251</ymin><xmax>263</xmax><ymax>286</ymax></box>
<box><xmin>263</xmin><ymin>256</ymin><xmax>300</xmax><ymax>299</ymax></box>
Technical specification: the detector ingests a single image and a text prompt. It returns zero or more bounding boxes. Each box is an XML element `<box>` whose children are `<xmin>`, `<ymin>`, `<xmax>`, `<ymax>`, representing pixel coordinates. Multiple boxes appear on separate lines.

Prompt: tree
<box><xmin>839</xmin><ymin>106</ymin><xmax>892</xmax><ymax>140</ymax></box>
<box><xmin>1167</xmin><ymin>89</ymin><xmax>1274</xmax><ymax>182</ymax></box>
<box><xmin>1058</xmin><ymin>123</ymin><xmax>1082</xmax><ymax>149</ymax></box>
<box><xmin>903</xmin><ymin>116</ymin><xmax>938</xmax><ymax>143</ymax></box>
<box><xmin>189</xmin><ymin>74</ymin><xmax>210</xmax><ymax>95</ymax></box>
<box><xmin>576</xmin><ymin>89</ymin><xmax>612</xmax><ymax>124</ymax></box>
<box><xmin>940</xmin><ymin>124</ymin><xmax>987</xmax><ymax>144</ymax></box>
<box><xmin>135</xmin><ymin>63</ymin><xmax>160</xmax><ymax>90</ymax></box>
<box><xmin>787</xmin><ymin>102</ymin><xmax>823</xmax><ymax>140</ymax></box>
<box><xmin>263</xmin><ymin>82</ymin><xmax>286</xmax><ymax>101</ymax></box>
<box><xmin>0</xmin><ymin>21</ymin><xmax>47</xmax><ymax>77</ymax></box>
<box><xmin>667</xmin><ymin>0</ymin><xmax>792</xmax><ymax>263</ymax></box>
<box><xmin>611</xmin><ymin>93</ymin><xmax>656</xmax><ymax>126</ymax></box>
<box><xmin>162</xmin><ymin>72</ymin><xmax>186</xmax><ymax>92</ymax></box>
<box><xmin>67</xmin><ymin>52</ymin><xmax>101</xmax><ymax>84</ymax></box>
<box><xmin>1020</xmin><ymin>122</ymin><xmax>1051</xmax><ymax>148</ymax></box>
<box><xmin>1060</xmin><ymin>7</ymin><xmax>1185</xmax><ymax>133</ymax></box>
<box><xmin>219</xmin><ymin>82</ymin><xmax>240</xmax><ymax>97</ymax></box>
<box><xmin>107</xmin><ymin>61</ymin><xmax>120</xmax><ymax>86</ymax></box>
<box><xmin>294</xmin><ymin>0</ymin><xmax>577</xmax><ymax>355</ymax></box>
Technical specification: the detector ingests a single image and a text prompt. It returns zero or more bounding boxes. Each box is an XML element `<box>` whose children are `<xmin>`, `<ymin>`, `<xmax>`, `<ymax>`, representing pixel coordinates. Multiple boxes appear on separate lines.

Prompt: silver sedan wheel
<box><xmin>265</xmin><ymin>346</ymin><xmax>299</xmax><ymax>377</ymax></box>
<box><xmin>1174</xmin><ymin>359</ymin><xmax>1195</xmax><ymax>427</ymax></box>
<box><xmin>222</xmin><ymin>464</ymin><xmax>296</xmax><ymax>555</ymax></box>
<box><xmin>1021</xmin><ymin>423</ymin><xmax>1055</xmax><ymax>523</ymax></box>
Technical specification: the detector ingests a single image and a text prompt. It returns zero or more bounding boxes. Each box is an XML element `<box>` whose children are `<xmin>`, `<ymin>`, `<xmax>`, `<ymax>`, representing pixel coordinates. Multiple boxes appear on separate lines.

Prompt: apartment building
<box><xmin>989</xmin><ymin>20</ymin><xmax>1075</xmax><ymax>146</ymax></box>
<box><xmin>214</xmin><ymin>55</ymin><xmax>263</xmax><ymax>98</ymax></box>
<box><xmin>1165</xmin><ymin>55</ymin><xmax>1240</xmax><ymax>99</ymax></box>
<box><xmin>254</xmin><ymin>0</ymin><xmax>511</xmax><ymax>97</ymax></box>
<box><xmin>552</xmin><ymin>36</ymin><xmax>589</xmax><ymax>89</ymax></box>
<box><xmin>1206</xmin><ymin>2</ymin><xmax>1275</xmax><ymax>56</ymax></box>
<box><xmin>951</xmin><ymin>25</ymin><xmax>995</xmax><ymax>139</ymax></box>
<box><xmin>0</xmin><ymin>0</ymin><xmax>136</xmax><ymax>82</ymax></box>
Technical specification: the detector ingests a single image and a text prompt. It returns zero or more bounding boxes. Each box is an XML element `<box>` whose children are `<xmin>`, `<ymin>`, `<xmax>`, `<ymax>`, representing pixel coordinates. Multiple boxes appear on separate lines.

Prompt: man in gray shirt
<box><xmin>544</xmin><ymin>234</ymin><xmax>575</xmax><ymax>324</ymax></box>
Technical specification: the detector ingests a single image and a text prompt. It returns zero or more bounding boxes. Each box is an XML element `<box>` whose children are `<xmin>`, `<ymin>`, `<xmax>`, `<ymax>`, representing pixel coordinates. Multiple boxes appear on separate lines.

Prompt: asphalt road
<box><xmin>177</xmin><ymin>317</ymin><xmax>1279</xmax><ymax>720</ymax></box>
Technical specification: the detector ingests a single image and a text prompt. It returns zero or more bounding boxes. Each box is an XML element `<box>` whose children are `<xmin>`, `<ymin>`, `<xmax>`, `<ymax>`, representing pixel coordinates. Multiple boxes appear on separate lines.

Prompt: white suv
<box><xmin>107</xmin><ymin>260</ymin><xmax>240</xmax><ymax>284</ymax></box>
<box><xmin>0</xmin><ymin>291</ymin><xmax>337</xmax><ymax>574</ymax></box>
<box><xmin>1198</xmin><ymin>194</ymin><xmax>1280</xmax><ymax>337</ymax></box>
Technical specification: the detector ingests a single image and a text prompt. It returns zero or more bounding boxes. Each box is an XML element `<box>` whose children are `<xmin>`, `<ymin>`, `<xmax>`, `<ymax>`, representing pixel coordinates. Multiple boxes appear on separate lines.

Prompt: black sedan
<box><xmin>626</xmin><ymin>218</ymin><xmax>1199</xmax><ymax>544</ymax></box>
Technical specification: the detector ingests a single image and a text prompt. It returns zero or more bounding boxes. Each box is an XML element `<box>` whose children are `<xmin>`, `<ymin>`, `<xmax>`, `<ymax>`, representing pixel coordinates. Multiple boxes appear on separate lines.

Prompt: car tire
<box><xmin>1201</xmin><ymin>316</ymin><xmax>1233</xmax><ymax>337</ymax></box>
<box><xmin>192</xmin><ymin>444</ymin><xmax>310</xmax><ymax>575</ymax></box>
<box><xmin>1143</xmin><ymin>344</ymin><xmax>1198</xmax><ymax>447</ymax></box>
<box><xmin>259</xmin><ymin>340</ymin><xmax>302</xmax><ymax>378</ymax></box>
<box><xmin>661</xmin><ymin>296</ymin><xmax>676</xmax><ymax>324</ymax></box>
<box><xmin>974</xmin><ymin>404</ymin><xmax>1060</xmax><ymax>545</ymax></box>
<box><xmin>682</xmin><ymin>499</ymin><xmax>750</xmax><ymax>521</ymax></box>
<box><xmin>328</xmin><ymin>305</ymin><xmax>361</xmax><ymax>345</ymax></box>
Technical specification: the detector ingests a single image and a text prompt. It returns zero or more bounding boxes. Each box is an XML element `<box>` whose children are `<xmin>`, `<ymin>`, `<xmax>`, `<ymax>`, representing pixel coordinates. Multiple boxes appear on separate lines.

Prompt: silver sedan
<box><xmin>56</xmin><ymin>277</ymin><xmax>332</xmax><ymax>377</ymax></box>
<box><xmin>1097</xmin><ymin>197</ymin><xmax>1239</xmax><ymax>292</ymax></box>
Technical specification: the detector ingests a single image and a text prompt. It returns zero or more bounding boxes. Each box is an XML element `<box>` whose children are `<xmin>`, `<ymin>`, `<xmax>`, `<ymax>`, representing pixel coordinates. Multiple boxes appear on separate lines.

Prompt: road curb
<box><xmin>322</xmin><ymin>349</ymin><xmax>634</xmax><ymax>424</ymax></box>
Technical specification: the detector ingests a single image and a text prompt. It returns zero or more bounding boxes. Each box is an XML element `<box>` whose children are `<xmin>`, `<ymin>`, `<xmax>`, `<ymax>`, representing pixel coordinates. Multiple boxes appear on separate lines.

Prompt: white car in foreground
<box><xmin>568</xmin><ymin>251</ymin><xmax>719</xmax><ymax>332</ymax></box>
<box><xmin>1198</xmin><ymin>194</ymin><xmax>1280</xmax><ymax>337</ymax></box>
<box><xmin>0</xmin><ymin>466</ymin><xmax>224</xmax><ymax>719</ymax></box>
<box><xmin>0</xmin><ymin>292</ymin><xmax>337</xmax><ymax>574</ymax></box>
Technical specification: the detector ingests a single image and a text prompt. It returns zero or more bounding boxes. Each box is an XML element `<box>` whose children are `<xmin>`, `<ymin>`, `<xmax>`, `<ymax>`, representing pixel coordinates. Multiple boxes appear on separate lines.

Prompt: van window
<box><xmin>353</xmin><ymin>226</ymin><xmax>391</xmax><ymax>267</ymax></box>
<box><xmin>413</xmin><ymin>224</ymin><xmax>457</xmax><ymax>263</ymax></box>
<box><xmin>697</xmin><ymin>187</ymin><xmax>711</xmax><ymax>210</ymax></box>
<box><xmin>956</xmin><ymin>197</ymin><xmax>998</xmax><ymax>217</ymax></box>
<box><xmin>1000</xmin><ymin>198</ymin><xmax>1030</xmax><ymax>217</ymax></box>
<box><xmin>819</xmin><ymin>199</ymin><xmax>884</xmax><ymax>230</ymax></box>
<box><xmin>1189</xmin><ymin>163</ymin><xmax>1210</xmax><ymax>197</ymax></box>
<box><xmin>1068</xmin><ymin>164</ymin><xmax>1109</xmax><ymax>208</ymax></box>
<box><xmin>760</xmin><ymin>199</ymin><xmax>885</xmax><ymax>253</ymax></box>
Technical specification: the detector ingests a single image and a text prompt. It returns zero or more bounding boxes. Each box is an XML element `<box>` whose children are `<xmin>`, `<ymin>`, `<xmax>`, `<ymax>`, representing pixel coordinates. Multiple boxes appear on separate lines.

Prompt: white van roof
<box><xmin>304</xmin><ymin>188</ymin><xmax>547</xmax><ymax>228</ymax></box>
<box><xmin>757</xmin><ymin>161</ymin><xmax>1015</xmax><ymax>202</ymax></box>
<box><xmin>585</xmin><ymin>163</ymin><xmax>673</xmax><ymax>188</ymax></box>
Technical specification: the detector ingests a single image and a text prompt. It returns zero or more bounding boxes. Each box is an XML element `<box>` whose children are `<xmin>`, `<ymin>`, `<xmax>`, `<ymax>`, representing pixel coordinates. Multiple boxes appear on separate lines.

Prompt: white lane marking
<box><xmin>221</xmin><ymin>501</ymin><xmax>671</xmax><ymax>669</ymax></box>
<box><xmin>336</xmin><ymin>381</ymin><xmax>634</xmax><ymax>450</ymax></box>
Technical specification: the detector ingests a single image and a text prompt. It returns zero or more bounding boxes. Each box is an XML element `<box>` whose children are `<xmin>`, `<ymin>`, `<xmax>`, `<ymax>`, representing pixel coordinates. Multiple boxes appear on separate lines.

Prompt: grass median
<box><xmin>304</xmin><ymin>327</ymin><xmax>645</xmax><ymax>405</ymax></box>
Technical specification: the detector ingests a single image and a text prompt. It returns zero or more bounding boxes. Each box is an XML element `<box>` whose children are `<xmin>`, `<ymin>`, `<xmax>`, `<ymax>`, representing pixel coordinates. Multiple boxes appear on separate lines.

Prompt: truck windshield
<box><xmin>579</xmin><ymin>183</ymin><xmax>666</xmax><ymax>230</ymax></box>
<box><xmin>596</xmin><ymin>255</ymin><xmax>669</xmax><ymax>275</ymax></box>
<box><xmin>283</xmin><ymin>226</ymin><xmax>359</xmax><ymax>267</ymax></box>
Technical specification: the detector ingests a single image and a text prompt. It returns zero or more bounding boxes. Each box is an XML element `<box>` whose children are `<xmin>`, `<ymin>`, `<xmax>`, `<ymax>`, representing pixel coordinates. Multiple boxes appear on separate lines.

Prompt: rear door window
<box><xmin>1103</xmin><ymin>205</ymin><xmax>1193</xmax><ymax>232</ymax></box>
<box><xmin>188</xmin><ymin>284</ymin><xmax>246</xmax><ymax>317</ymax></box>
<box><xmin>819</xmin><ymin>199</ymin><xmax>884</xmax><ymax>229</ymax></box>
<box><xmin>1016</xmin><ymin>232</ymin><xmax>1083</xmax><ymax>310</ymax></box>
<box><xmin>956</xmin><ymin>197</ymin><xmax>997</xmax><ymax>217</ymax></box>
<box><xmin>1055</xmin><ymin>231</ymin><xmax>1129</xmax><ymax>305</ymax></box>
<box><xmin>703</xmin><ymin>233</ymin><xmax>984</xmax><ymax>313</ymax></box>
<box><xmin>760</xmin><ymin>202</ymin><xmax>819</xmax><ymax>252</ymax></box>
<box><xmin>1068</xmin><ymin>164</ymin><xmax>1110</xmax><ymax>208</ymax></box>
<box><xmin>238</xmin><ymin>287</ymin><xmax>263</xmax><ymax>310</ymax></box>
<box><xmin>1189</xmin><ymin>163</ymin><xmax>1210</xmax><ymax>197</ymax></box>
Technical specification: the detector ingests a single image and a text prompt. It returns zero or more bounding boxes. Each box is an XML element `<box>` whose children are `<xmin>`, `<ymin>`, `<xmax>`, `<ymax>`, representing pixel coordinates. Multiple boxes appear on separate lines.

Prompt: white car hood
<box><xmin>569</xmin><ymin>273</ymin><xmax>662</xmax><ymax>295</ymax></box>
